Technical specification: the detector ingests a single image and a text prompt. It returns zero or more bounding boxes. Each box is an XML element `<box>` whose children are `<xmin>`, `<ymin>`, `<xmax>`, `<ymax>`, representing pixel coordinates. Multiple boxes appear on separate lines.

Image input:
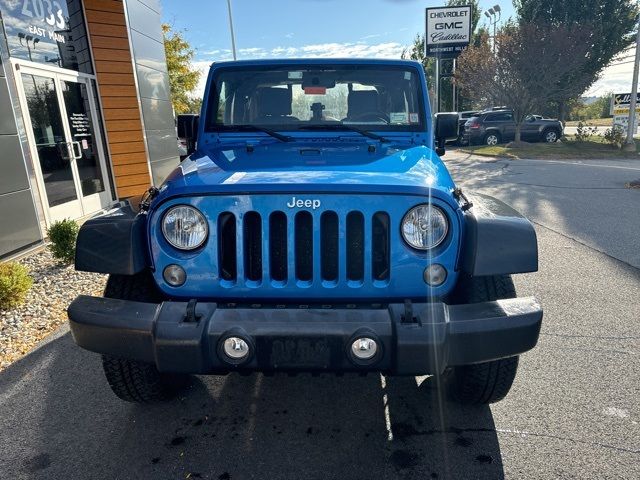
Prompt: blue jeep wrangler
<box><xmin>68</xmin><ymin>59</ymin><xmax>542</xmax><ymax>405</ymax></box>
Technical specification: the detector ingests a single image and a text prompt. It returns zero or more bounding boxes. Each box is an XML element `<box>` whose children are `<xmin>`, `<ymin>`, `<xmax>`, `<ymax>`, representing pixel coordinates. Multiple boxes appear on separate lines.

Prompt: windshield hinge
<box><xmin>453</xmin><ymin>187</ymin><xmax>473</xmax><ymax>211</ymax></box>
<box><xmin>139</xmin><ymin>186</ymin><xmax>159</xmax><ymax>211</ymax></box>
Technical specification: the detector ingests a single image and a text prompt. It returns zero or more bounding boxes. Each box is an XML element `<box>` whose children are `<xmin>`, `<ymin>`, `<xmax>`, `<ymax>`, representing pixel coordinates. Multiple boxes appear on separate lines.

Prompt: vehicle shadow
<box><xmin>1</xmin><ymin>332</ymin><xmax>504</xmax><ymax>480</ymax></box>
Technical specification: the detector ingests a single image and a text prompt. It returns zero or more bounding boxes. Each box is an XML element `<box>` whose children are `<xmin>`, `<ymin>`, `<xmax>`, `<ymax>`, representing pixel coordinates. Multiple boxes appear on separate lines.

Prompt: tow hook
<box><xmin>184</xmin><ymin>299</ymin><xmax>201</xmax><ymax>323</ymax></box>
<box><xmin>402</xmin><ymin>299</ymin><xmax>417</xmax><ymax>323</ymax></box>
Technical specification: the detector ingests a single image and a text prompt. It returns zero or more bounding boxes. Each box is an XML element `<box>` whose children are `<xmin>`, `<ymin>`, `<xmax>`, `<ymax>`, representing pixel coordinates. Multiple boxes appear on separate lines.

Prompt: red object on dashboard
<box><xmin>304</xmin><ymin>86</ymin><xmax>327</xmax><ymax>95</ymax></box>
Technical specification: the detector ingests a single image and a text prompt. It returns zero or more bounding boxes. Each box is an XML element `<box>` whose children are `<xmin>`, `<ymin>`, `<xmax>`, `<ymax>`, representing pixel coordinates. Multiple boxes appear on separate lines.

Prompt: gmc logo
<box><xmin>436</xmin><ymin>22</ymin><xmax>463</xmax><ymax>29</ymax></box>
<box><xmin>287</xmin><ymin>197</ymin><xmax>321</xmax><ymax>210</ymax></box>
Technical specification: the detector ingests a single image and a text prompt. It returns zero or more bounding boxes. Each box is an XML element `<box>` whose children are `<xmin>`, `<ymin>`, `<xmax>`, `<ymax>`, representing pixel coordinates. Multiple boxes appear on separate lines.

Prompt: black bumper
<box><xmin>67</xmin><ymin>296</ymin><xmax>542</xmax><ymax>375</ymax></box>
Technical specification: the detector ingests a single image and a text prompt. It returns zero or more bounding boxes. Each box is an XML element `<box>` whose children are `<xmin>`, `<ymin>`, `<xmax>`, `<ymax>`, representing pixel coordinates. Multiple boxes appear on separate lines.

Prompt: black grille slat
<box><xmin>243</xmin><ymin>212</ymin><xmax>262</xmax><ymax>282</ymax></box>
<box><xmin>269</xmin><ymin>211</ymin><xmax>287</xmax><ymax>282</ymax></box>
<box><xmin>372</xmin><ymin>212</ymin><xmax>390</xmax><ymax>281</ymax></box>
<box><xmin>218</xmin><ymin>212</ymin><xmax>237</xmax><ymax>281</ymax></box>
<box><xmin>295</xmin><ymin>211</ymin><xmax>313</xmax><ymax>281</ymax></box>
<box><xmin>321</xmin><ymin>211</ymin><xmax>339</xmax><ymax>281</ymax></box>
<box><xmin>346</xmin><ymin>211</ymin><xmax>365</xmax><ymax>281</ymax></box>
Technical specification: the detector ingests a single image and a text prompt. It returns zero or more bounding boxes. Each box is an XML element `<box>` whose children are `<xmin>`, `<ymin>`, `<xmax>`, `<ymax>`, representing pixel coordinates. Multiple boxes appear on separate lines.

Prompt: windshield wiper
<box><xmin>234</xmin><ymin>125</ymin><xmax>293</xmax><ymax>142</ymax></box>
<box><xmin>298</xmin><ymin>124</ymin><xmax>390</xmax><ymax>143</ymax></box>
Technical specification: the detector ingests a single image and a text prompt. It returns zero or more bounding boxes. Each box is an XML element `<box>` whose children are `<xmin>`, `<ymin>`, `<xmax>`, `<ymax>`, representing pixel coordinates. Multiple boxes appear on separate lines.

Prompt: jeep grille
<box><xmin>216</xmin><ymin>210</ymin><xmax>390</xmax><ymax>285</ymax></box>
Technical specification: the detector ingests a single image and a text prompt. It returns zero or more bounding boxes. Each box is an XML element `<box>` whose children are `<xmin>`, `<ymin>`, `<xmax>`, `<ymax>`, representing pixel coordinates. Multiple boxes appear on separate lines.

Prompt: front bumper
<box><xmin>67</xmin><ymin>296</ymin><xmax>542</xmax><ymax>375</ymax></box>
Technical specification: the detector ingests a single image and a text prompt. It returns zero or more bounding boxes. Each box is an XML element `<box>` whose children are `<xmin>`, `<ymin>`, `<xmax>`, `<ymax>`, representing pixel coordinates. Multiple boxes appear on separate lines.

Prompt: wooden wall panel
<box><xmin>84</xmin><ymin>0</ymin><xmax>150</xmax><ymax>198</ymax></box>
<box><xmin>106</xmin><ymin>119</ymin><xmax>143</xmax><ymax>132</ymax></box>
<box><xmin>90</xmin><ymin>36</ymin><xmax>130</xmax><ymax>50</ymax></box>
<box><xmin>113</xmin><ymin>162</ymin><xmax>150</xmax><ymax>176</ymax></box>
<box><xmin>95</xmin><ymin>62</ymin><xmax>134</xmax><ymax>75</ymax></box>
<box><xmin>111</xmin><ymin>141</ymin><xmax>146</xmax><ymax>155</ymax></box>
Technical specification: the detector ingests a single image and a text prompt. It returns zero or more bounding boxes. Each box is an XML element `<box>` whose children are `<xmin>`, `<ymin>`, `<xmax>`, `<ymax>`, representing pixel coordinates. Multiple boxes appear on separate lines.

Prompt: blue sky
<box><xmin>161</xmin><ymin>0</ymin><xmax>633</xmax><ymax>98</ymax></box>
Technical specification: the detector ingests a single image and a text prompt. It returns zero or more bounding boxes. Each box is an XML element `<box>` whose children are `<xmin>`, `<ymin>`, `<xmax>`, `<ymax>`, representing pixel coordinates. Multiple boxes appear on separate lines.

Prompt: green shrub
<box><xmin>603</xmin><ymin>126</ymin><xmax>625</xmax><ymax>149</ymax></box>
<box><xmin>47</xmin><ymin>219</ymin><xmax>79</xmax><ymax>263</ymax></box>
<box><xmin>0</xmin><ymin>262</ymin><xmax>33</xmax><ymax>310</ymax></box>
<box><xmin>574</xmin><ymin>122</ymin><xmax>599</xmax><ymax>142</ymax></box>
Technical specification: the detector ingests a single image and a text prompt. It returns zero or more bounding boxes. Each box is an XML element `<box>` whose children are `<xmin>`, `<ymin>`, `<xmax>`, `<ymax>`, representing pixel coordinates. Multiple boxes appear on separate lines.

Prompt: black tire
<box><xmin>444</xmin><ymin>274</ymin><xmax>520</xmax><ymax>404</ymax></box>
<box><xmin>542</xmin><ymin>128</ymin><xmax>560</xmax><ymax>143</ymax></box>
<box><xmin>484</xmin><ymin>131</ymin><xmax>501</xmax><ymax>146</ymax></box>
<box><xmin>450</xmin><ymin>274</ymin><xmax>516</xmax><ymax>304</ymax></box>
<box><xmin>102</xmin><ymin>356</ymin><xmax>188</xmax><ymax>403</ymax></box>
<box><xmin>102</xmin><ymin>271</ymin><xmax>188</xmax><ymax>403</ymax></box>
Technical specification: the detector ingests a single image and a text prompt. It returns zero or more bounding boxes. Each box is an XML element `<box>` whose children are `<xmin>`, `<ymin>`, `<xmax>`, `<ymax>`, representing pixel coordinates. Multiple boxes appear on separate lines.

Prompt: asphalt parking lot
<box><xmin>1</xmin><ymin>151</ymin><xmax>639</xmax><ymax>479</ymax></box>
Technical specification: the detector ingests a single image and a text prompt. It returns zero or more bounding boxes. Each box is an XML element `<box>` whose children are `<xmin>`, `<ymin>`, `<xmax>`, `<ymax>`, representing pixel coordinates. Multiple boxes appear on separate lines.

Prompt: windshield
<box><xmin>205</xmin><ymin>64</ymin><xmax>425</xmax><ymax>133</ymax></box>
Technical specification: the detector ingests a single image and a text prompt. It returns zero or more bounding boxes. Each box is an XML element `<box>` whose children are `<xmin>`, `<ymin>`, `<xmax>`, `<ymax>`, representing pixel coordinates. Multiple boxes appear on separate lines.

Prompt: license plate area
<box><xmin>257</xmin><ymin>336</ymin><xmax>342</xmax><ymax>369</ymax></box>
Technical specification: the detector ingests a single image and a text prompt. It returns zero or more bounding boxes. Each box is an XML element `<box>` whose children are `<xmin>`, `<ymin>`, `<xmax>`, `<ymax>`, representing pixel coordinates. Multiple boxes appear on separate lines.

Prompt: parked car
<box><xmin>437</xmin><ymin>110</ymin><xmax>479</xmax><ymax>144</ymax></box>
<box><xmin>457</xmin><ymin>110</ymin><xmax>479</xmax><ymax>143</ymax></box>
<box><xmin>68</xmin><ymin>59</ymin><xmax>542</xmax><ymax>407</ymax></box>
<box><xmin>463</xmin><ymin>109</ymin><xmax>564</xmax><ymax>146</ymax></box>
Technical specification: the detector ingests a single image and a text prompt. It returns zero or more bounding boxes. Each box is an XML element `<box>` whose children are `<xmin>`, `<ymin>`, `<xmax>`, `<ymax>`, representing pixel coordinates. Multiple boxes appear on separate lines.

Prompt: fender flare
<box><xmin>460</xmin><ymin>193</ymin><xmax>538</xmax><ymax>276</ymax></box>
<box><xmin>74</xmin><ymin>201</ymin><xmax>148</xmax><ymax>275</ymax></box>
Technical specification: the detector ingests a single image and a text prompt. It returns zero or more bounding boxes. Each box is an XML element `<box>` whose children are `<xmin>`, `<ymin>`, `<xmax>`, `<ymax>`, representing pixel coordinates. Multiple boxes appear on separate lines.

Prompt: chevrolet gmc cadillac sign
<box><xmin>425</xmin><ymin>5</ymin><xmax>472</xmax><ymax>58</ymax></box>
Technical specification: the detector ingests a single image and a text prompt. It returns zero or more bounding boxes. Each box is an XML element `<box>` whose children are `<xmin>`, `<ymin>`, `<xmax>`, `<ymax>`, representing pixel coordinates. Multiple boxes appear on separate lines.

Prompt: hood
<box><xmin>155</xmin><ymin>138</ymin><xmax>457</xmax><ymax>204</ymax></box>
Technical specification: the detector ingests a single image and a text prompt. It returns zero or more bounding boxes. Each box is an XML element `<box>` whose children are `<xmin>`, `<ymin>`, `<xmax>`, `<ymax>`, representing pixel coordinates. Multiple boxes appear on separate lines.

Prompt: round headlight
<box><xmin>162</xmin><ymin>205</ymin><xmax>208</xmax><ymax>250</ymax></box>
<box><xmin>401</xmin><ymin>204</ymin><xmax>448</xmax><ymax>250</ymax></box>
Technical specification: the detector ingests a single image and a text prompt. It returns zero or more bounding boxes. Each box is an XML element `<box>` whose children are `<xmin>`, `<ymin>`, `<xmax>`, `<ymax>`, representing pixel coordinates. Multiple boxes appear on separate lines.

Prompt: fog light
<box><xmin>222</xmin><ymin>337</ymin><xmax>250</xmax><ymax>360</ymax></box>
<box><xmin>351</xmin><ymin>337</ymin><xmax>378</xmax><ymax>360</ymax></box>
<box><xmin>163</xmin><ymin>264</ymin><xmax>186</xmax><ymax>286</ymax></box>
<box><xmin>424</xmin><ymin>264</ymin><xmax>447</xmax><ymax>286</ymax></box>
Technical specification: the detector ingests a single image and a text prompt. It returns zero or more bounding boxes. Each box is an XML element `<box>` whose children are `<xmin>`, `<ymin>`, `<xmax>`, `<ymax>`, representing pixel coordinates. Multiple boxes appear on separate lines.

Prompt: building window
<box><xmin>0</xmin><ymin>0</ymin><xmax>93</xmax><ymax>73</ymax></box>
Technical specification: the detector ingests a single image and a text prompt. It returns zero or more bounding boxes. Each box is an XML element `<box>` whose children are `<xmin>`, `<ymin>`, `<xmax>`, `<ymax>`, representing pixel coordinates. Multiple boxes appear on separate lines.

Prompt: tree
<box><xmin>514</xmin><ymin>0</ymin><xmax>639</xmax><ymax>119</ymax></box>
<box><xmin>456</xmin><ymin>22</ymin><xmax>594</xmax><ymax>142</ymax></box>
<box><xmin>162</xmin><ymin>24</ymin><xmax>201</xmax><ymax>114</ymax></box>
<box><xmin>185</xmin><ymin>97</ymin><xmax>203</xmax><ymax>114</ymax></box>
<box><xmin>567</xmin><ymin>94</ymin><xmax>614</xmax><ymax>121</ymax></box>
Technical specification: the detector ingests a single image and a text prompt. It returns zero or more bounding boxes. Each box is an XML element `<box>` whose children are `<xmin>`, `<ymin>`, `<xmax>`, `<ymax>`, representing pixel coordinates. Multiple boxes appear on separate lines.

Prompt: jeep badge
<box><xmin>287</xmin><ymin>197</ymin><xmax>321</xmax><ymax>210</ymax></box>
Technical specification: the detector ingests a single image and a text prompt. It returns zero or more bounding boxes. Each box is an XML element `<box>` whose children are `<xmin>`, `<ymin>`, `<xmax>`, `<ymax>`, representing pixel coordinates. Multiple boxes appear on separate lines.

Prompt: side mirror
<box><xmin>177</xmin><ymin>114</ymin><xmax>200</xmax><ymax>155</ymax></box>
<box><xmin>434</xmin><ymin>112</ymin><xmax>458</xmax><ymax>156</ymax></box>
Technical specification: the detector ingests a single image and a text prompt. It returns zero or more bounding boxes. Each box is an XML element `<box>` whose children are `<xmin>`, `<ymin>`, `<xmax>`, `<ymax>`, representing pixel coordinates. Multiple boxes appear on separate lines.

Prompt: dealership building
<box><xmin>0</xmin><ymin>0</ymin><xmax>179</xmax><ymax>259</ymax></box>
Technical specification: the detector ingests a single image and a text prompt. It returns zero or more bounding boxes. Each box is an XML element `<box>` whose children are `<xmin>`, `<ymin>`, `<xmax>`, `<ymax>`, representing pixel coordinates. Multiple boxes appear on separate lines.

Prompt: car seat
<box><xmin>344</xmin><ymin>90</ymin><xmax>387</xmax><ymax>122</ymax></box>
<box><xmin>254</xmin><ymin>87</ymin><xmax>299</xmax><ymax>124</ymax></box>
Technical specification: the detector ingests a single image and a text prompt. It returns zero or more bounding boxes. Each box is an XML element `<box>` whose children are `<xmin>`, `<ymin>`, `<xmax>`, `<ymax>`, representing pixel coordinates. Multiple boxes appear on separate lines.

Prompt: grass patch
<box><xmin>459</xmin><ymin>136</ymin><xmax>639</xmax><ymax>160</ymax></box>
<box><xmin>564</xmin><ymin>118</ymin><xmax>613</xmax><ymax>127</ymax></box>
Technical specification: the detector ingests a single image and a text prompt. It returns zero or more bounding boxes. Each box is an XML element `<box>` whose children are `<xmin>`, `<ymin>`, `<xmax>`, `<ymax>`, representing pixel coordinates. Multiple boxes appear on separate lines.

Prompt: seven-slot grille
<box><xmin>216</xmin><ymin>210</ymin><xmax>391</xmax><ymax>287</ymax></box>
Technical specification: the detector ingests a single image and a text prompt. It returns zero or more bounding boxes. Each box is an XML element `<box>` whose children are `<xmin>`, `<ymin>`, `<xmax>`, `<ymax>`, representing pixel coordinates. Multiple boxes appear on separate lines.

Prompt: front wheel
<box><xmin>484</xmin><ymin>132</ymin><xmax>501</xmax><ymax>146</ymax></box>
<box><xmin>101</xmin><ymin>272</ymin><xmax>189</xmax><ymax>403</ymax></box>
<box><xmin>443</xmin><ymin>274</ymin><xmax>520</xmax><ymax>404</ymax></box>
<box><xmin>444</xmin><ymin>356</ymin><xmax>519</xmax><ymax>405</ymax></box>
<box><xmin>102</xmin><ymin>355</ymin><xmax>189</xmax><ymax>403</ymax></box>
<box><xmin>542</xmin><ymin>128</ymin><xmax>559</xmax><ymax>143</ymax></box>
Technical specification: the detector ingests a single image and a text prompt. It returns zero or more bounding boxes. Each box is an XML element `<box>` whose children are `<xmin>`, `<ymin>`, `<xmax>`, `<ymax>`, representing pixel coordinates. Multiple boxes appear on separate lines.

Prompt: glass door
<box><xmin>16</xmin><ymin>64</ymin><xmax>112</xmax><ymax>224</ymax></box>
<box><xmin>19</xmin><ymin>71</ymin><xmax>83</xmax><ymax>220</ymax></box>
<box><xmin>58</xmin><ymin>73</ymin><xmax>111</xmax><ymax>216</ymax></box>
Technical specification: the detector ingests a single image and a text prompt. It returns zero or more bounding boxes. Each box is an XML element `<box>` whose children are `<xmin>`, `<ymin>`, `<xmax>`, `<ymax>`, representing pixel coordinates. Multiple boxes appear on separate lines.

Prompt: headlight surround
<box><xmin>401</xmin><ymin>204</ymin><xmax>448</xmax><ymax>250</ymax></box>
<box><xmin>162</xmin><ymin>205</ymin><xmax>208</xmax><ymax>250</ymax></box>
